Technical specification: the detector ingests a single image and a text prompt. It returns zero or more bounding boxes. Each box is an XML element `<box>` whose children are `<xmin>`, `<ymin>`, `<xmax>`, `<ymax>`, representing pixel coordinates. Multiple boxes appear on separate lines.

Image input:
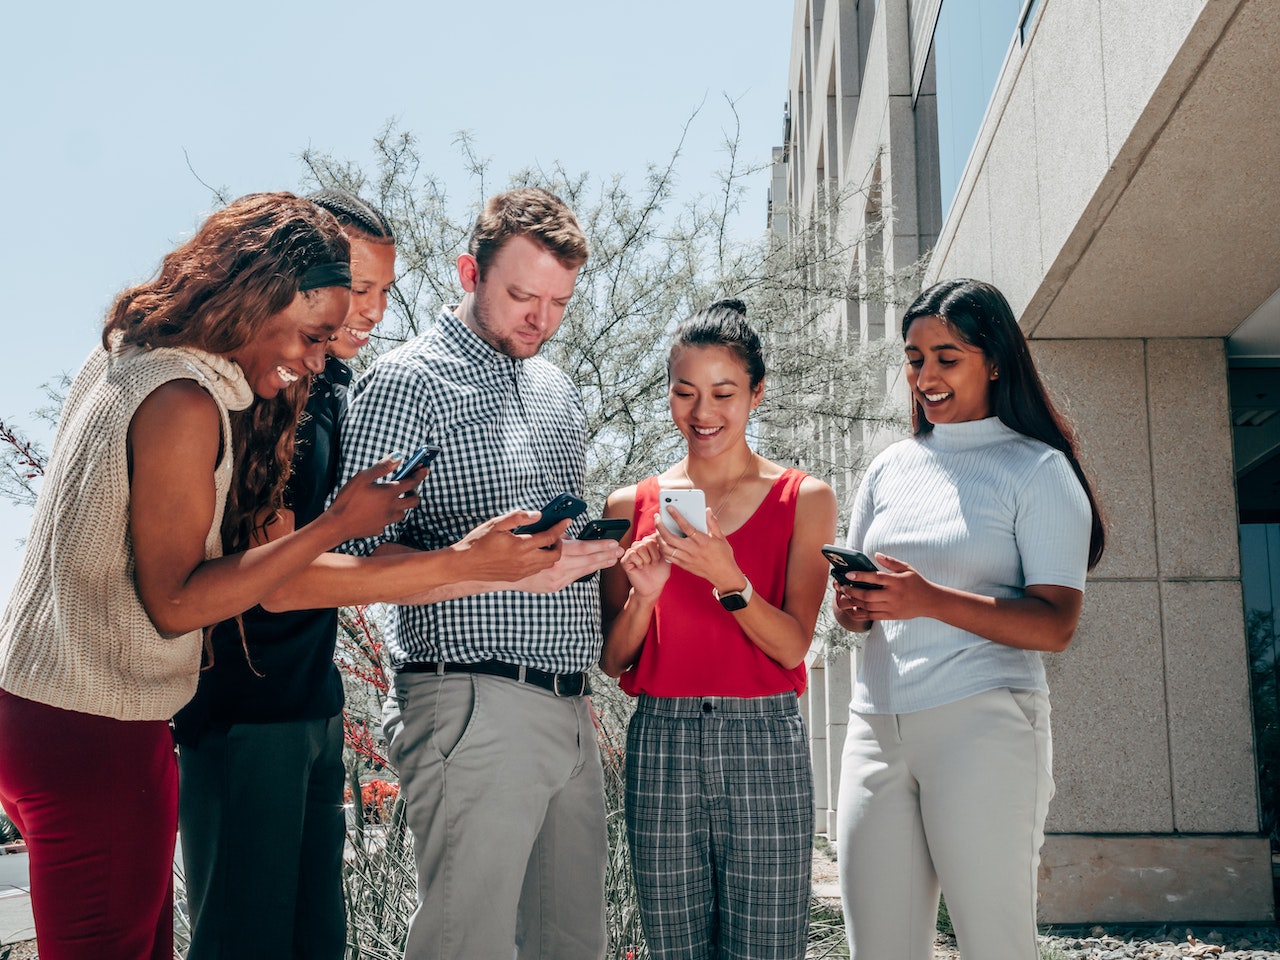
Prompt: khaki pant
<box><xmin>836</xmin><ymin>687</ymin><xmax>1054</xmax><ymax>960</ymax></box>
<box><xmin>383</xmin><ymin>671</ymin><xmax>608</xmax><ymax>960</ymax></box>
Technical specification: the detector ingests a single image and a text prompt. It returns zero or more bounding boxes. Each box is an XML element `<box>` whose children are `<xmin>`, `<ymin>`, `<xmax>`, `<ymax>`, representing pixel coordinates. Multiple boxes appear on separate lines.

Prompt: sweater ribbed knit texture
<box><xmin>0</xmin><ymin>338</ymin><xmax>253</xmax><ymax>721</ymax></box>
<box><xmin>847</xmin><ymin>417</ymin><xmax>1091</xmax><ymax>714</ymax></box>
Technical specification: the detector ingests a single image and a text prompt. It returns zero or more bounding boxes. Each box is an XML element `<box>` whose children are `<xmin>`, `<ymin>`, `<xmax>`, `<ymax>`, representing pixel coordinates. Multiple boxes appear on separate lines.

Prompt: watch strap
<box><xmin>713</xmin><ymin>577</ymin><xmax>753</xmax><ymax>610</ymax></box>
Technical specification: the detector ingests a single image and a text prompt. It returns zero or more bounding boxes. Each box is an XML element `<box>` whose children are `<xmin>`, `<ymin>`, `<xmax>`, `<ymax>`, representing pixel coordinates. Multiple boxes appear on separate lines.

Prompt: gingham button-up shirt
<box><xmin>333</xmin><ymin>306</ymin><xmax>600</xmax><ymax>672</ymax></box>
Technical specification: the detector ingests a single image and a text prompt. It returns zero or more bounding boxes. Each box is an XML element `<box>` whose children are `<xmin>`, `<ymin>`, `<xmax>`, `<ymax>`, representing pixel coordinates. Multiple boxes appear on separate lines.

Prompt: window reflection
<box><xmin>928</xmin><ymin>0</ymin><xmax>1022</xmax><ymax>218</ymax></box>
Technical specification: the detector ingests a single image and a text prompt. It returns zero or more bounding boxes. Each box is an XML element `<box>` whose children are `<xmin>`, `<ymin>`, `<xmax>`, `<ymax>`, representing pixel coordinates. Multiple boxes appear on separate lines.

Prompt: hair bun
<box><xmin>712</xmin><ymin>298</ymin><xmax>747</xmax><ymax>317</ymax></box>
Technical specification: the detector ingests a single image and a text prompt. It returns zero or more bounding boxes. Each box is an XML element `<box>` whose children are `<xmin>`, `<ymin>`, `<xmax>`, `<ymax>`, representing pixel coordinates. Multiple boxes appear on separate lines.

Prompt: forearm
<box><xmin>599</xmin><ymin>591</ymin><xmax>659</xmax><ymax>677</ymax></box>
<box><xmin>358</xmin><ymin>542</ymin><xmax>596</xmax><ymax>606</ymax></box>
<box><xmin>730</xmin><ymin>597</ymin><xmax>813</xmax><ymax>670</ymax></box>
<box><xmin>924</xmin><ymin>584</ymin><xmax>1080</xmax><ymax>652</ymax></box>
<box><xmin>703</xmin><ymin>560</ymin><xmax>815</xmax><ymax>670</ymax></box>
<box><xmin>260</xmin><ymin>546</ymin><xmax>509</xmax><ymax>612</ymax></box>
<box><xmin>144</xmin><ymin>512</ymin><xmax>354</xmax><ymax>634</ymax></box>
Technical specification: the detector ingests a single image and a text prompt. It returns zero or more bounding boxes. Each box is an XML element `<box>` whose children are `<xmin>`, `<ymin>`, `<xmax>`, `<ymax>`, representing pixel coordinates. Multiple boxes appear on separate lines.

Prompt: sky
<box><xmin>0</xmin><ymin>0</ymin><xmax>796</xmax><ymax>595</ymax></box>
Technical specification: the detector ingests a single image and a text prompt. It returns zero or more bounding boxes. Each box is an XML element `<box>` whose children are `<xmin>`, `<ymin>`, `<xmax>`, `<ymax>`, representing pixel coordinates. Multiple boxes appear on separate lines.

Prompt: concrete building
<box><xmin>778</xmin><ymin>0</ymin><xmax>1280</xmax><ymax>924</ymax></box>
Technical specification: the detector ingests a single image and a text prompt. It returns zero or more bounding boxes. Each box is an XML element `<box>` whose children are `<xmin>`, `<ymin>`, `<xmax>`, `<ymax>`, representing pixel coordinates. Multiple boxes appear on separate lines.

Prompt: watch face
<box><xmin>718</xmin><ymin>592</ymin><xmax>749</xmax><ymax>611</ymax></box>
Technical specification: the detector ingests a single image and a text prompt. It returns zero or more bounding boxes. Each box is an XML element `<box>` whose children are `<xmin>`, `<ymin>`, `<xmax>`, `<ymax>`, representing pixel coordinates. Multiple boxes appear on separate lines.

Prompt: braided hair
<box><xmin>308</xmin><ymin>189</ymin><xmax>395</xmax><ymax>245</ymax></box>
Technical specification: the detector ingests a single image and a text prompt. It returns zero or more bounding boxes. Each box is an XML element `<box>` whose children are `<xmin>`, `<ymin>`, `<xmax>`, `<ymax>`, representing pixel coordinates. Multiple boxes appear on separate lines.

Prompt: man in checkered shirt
<box><xmin>333</xmin><ymin>187</ymin><xmax>618</xmax><ymax>960</ymax></box>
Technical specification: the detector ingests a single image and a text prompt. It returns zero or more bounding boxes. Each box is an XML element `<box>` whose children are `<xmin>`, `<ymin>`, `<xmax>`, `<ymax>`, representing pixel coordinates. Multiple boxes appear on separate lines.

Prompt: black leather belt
<box><xmin>398</xmin><ymin>660</ymin><xmax>591</xmax><ymax>697</ymax></box>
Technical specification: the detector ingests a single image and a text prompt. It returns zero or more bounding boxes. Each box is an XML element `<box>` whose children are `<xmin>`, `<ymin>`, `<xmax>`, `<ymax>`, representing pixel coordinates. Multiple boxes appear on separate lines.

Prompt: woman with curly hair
<box><xmin>0</xmin><ymin>192</ymin><xmax>418</xmax><ymax>960</ymax></box>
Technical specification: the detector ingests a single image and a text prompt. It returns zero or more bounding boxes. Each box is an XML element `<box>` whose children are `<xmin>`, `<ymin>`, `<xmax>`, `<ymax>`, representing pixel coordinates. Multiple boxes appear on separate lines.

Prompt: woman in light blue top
<box><xmin>833</xmin><ymin>279</ymin><xmax>1105</xmax><ymax>960</ymax></box>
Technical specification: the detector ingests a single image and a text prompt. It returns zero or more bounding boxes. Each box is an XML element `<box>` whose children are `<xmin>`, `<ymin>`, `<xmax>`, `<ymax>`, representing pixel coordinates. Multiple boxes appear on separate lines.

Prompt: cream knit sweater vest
<box><xmin>0</xmin><ymin>338</ymin><xmax>253</xmax><ymax>721</ymax></box>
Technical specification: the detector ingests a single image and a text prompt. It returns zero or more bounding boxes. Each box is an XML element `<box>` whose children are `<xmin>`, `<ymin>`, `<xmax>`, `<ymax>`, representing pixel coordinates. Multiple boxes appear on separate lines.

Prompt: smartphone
<box><xmin>573</xmin><ymin>517</ymin><xmax>631</xmax><ymax>582</ymax></box>
<box><xmin>512</xmin><ymin>492</ymin><xmax>588</xmax><ymax>535</ymax></box>
<box><xmin>658</xmin><ymin>488</ymin><xmax>707</xmax><ymax>537</ymax></box>
<box><xmin>388</xmin><ymin>444</ymin><xmax>441</xmax><ymax>482</ymax></box>
<box><xmin>821</xmin><ymin>544</ymin><xmax>883</xmax><ymax>588</ymax></box>
<box><xmin>578</xmin><ymin>518</ymin><xmax>630</xmax><ymax>541</ymax></box>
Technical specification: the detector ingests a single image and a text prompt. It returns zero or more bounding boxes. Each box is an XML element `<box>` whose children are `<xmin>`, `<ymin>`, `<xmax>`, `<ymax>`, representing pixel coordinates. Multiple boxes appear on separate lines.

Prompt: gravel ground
<box><xmin>6</xmin><ymin>850</ymin><xmax>1279</xmax><ymax>959</ymax></box>
<box><xmin>811</xmin><ymin>843</ymin><xmax>1280</xmax><ymax>960</ymax></box>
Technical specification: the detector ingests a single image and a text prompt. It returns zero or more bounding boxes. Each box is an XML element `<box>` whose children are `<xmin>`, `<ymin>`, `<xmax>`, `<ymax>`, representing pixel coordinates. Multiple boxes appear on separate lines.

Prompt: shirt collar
<box><xmin>925</xmin><ymin>416</ymin><xmax>1019</xmax><ymax>451</ymax></box>
<box><xmin>320</xmin><ymin>354</ymin><xmax>352</xmax><ymax>388</ymax></box>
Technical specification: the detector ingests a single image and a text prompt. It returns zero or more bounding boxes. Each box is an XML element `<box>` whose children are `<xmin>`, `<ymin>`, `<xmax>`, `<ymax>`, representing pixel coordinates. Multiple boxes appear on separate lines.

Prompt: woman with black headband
<box><xmin>173</xmin><ymin>188</ymin><xmax>401</xmax><ymax>960</ymax></box>
<box><xmin>0</xmin><ymin>192</ymin><xmax>421</xmax><ymax>960</ymax></box>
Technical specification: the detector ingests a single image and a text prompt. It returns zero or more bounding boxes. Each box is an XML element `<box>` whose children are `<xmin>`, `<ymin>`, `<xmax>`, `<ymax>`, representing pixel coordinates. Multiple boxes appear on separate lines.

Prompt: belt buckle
<box><xmin>553</xmin><ymin>673</ymin><xmax>581</xmax><ymax>697</ymax></box>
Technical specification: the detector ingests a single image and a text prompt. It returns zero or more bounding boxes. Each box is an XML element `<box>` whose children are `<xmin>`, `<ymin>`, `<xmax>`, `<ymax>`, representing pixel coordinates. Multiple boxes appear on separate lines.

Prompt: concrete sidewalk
<box><xmin>0</xmin><ymin>849</ymin><xmax>33</xmax><ymax>946</ymax></box>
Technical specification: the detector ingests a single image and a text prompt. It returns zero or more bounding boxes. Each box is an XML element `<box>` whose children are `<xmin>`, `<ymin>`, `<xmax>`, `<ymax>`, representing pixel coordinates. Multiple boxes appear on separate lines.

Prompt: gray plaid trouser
<box><xmin>624</xmin><ymin>692</ymin><xmax>814</xmax><ymax>960</ymax></box>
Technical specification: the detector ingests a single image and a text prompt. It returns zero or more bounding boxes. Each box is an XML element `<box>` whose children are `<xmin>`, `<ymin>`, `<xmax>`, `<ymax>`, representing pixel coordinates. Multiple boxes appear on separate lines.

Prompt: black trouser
<box><xmin>178</xmin><ymin>715</ymin><xmax>346</xmax><ymax>960</ymax></box>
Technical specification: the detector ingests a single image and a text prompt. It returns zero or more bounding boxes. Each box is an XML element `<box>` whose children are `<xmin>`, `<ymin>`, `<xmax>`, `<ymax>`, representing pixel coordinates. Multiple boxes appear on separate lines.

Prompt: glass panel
<box><xmin>1243</xmin><ymin>523</ymin><xmax>1280</xmax><ymax>847</ymax></box>
<box><xmin>1020</xmin><ymin>0</ymin><xmax>1043</xmax><ymax>43</ymax></box>
<box><xmin>933</xmin><ymin>0</ymin><xmax>1023</xmax><ymax>218</ymax></box>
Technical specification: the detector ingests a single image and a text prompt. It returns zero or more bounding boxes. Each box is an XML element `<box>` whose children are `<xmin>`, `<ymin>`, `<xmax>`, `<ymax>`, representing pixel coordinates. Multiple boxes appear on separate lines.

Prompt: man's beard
<box><xmin>471</xmin><ymin>294</ymin><xmax>544</xmax><ymax>359</ymax></box>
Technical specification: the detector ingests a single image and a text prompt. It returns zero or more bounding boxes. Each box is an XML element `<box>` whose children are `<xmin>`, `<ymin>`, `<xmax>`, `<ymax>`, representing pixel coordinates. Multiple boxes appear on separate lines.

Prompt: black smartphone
<box><xmin>573</xmin><ymin>518</ymin><xmax>630</xmax><ymax>582</ymax></box>
<box><xmin>388</xmin><ymin>444</ymin><xmax>441</xmax><ymax>482</ymax></box>
<box><xmin>578</xmin><ymin>518</ymin><xmax>630</xmax><ymax>541</ymax></box>
<box><xmin>513</xmin><ymin>492</ymin><xmax>588</xmax><ymax>535</ymax></box>
<box><xmin>821</xmin><ymin>544</ymin><xmax>883</xmax><ymax>588</ymax></box>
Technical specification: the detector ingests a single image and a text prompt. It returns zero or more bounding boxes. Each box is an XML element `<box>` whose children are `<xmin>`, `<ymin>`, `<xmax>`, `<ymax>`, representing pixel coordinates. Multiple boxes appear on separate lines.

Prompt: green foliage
<box><xmin>342</xmin><ymin>792</ymin><xmax>416</xmax><ymax>960</ymax></box>
<box><xmin>808</xmin><ymin>896</ymin><xmax>851</xmax><ymax>958</ymax></box>
<box><xmin>0</xmin><ymin>809</ymin><xmax>19</xmax><ymax>845</ymax></box>
<box><xmin>937</xmin><ymin>894</ymin><xmax>953</xmax><ymax>936</ymax></box>
<box><xmin>590</xmin><ymin>678</ymin><xmax>649</xmax><ymax>958</ymax></box>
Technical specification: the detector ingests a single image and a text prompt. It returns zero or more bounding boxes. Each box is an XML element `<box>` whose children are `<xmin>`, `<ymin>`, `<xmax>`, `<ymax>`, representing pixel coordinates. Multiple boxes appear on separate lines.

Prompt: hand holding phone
<box><xmin>572</xmin><ymin>517</ymin><xmax>630</xmax><ymax>581</ymax></box>
<box><xmin>578</xmin><ymin>518</ymin><xmax>630</xmax><ymax>541</ymax></box>
<box><xmin>658</xmin><ymin>488</ymin><xmax>707</xmax><ymax>538</ymax></box>
<box><xmin>821</xmin><ymin>544</ymin><xmax>883</xmax><ymax>588</ymax></box>
<box><xmin>512</xmin><ymin>493</ymin><xmax>588</xmax><ymax>535</ymax></box>
<box><xmin>388</xmin><ymin>444</ymin><xmax>441</xmax><ymax>482</ymax></box>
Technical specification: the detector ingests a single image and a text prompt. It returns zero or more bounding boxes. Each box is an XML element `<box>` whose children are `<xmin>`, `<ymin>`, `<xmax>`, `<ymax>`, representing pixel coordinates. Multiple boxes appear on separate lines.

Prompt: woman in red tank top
<box><xmin>600</xmin><ymin>299</ymin><xmax>837</xmax><ymax>960</ymax></box>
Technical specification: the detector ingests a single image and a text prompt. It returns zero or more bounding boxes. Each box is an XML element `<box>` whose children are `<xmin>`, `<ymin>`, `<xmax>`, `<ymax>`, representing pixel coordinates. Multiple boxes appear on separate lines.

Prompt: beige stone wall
<box><xmin>1034</xmin><ymin>339</ymin><xmax>1257</xmax><ymax>840</ymax></box>
<box><xmin>1031</xmin><ymin>338</ymin><xmax>1268</xmax><ymax>921</ymax></box>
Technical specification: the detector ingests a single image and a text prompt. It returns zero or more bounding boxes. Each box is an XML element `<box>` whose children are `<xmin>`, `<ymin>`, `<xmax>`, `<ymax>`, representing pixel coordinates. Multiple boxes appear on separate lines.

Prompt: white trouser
<box><xmin>836</xmin><ymin>687</ymin><xmax>1053</xmax><ymax>960</ymax></box>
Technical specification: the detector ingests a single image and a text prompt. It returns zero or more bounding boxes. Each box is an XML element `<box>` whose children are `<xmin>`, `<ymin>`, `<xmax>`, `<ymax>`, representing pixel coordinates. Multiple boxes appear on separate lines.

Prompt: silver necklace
<box><xmin>682</xmin><ymin>453</ymin><xmax>754</xmax><ymax>518</ymax></box>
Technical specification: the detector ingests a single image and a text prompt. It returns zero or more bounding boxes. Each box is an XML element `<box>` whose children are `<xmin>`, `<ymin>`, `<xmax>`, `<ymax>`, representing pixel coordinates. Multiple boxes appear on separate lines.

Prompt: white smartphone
<box><xmin>658</xmin><ymin>488</ymin><xmax>707</xmax><ymax>537</ymax></box>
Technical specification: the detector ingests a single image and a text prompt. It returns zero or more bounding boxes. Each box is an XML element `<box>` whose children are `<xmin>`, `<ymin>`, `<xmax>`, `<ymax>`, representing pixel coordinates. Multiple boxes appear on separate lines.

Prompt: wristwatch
<box><xmin>714</xmin><ymin>577</ymin><xmax>753</xmax><ymax>611</ymax></box>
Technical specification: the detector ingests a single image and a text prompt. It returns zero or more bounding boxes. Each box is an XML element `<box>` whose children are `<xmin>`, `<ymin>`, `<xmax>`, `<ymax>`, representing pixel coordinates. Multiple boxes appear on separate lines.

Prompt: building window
<box><xmin>1235</xmin><ymin>364</ymin><xmax>1280</xmax><ymax>853</ymax></box>
<box><xmin>1019</xmin><ymin>0</ymin><xmax>1043</xmax><ymax>44</ymax></box>
<box><xmin>1242</xmin><ymin>523</ymin><xmax>1280</xmax><ymax>849</ymax></box>
<box><xmin>926</xmin><ymin>0</ymin><xmax>1023</xmax><ymax>218</ymax></box>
